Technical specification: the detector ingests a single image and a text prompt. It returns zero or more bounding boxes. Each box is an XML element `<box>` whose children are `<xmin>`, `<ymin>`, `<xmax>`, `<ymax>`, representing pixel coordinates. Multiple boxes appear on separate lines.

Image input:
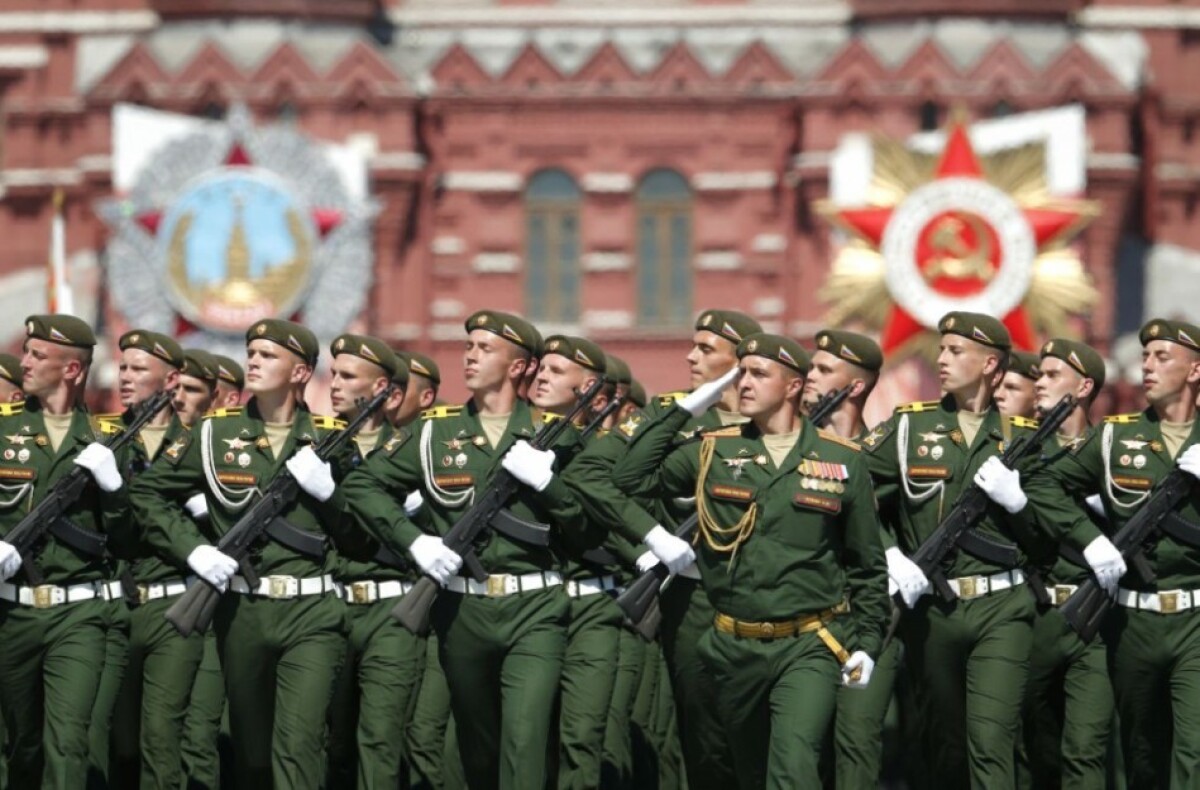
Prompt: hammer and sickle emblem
<box><xmin>923</xmin><ymin>212</ymin><xmax>997</xmax><ymax>283</ymax></box>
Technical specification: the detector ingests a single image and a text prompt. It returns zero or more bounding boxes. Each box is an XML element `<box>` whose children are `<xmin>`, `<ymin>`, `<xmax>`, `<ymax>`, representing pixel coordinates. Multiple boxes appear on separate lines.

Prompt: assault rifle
<box><xmin>615</xmin><ymin>385</ymin><xmax>852</xmax><ymax>624</ymax></box>
<box><xmin>1060</xmin><ymin>468</ymin><xmax>1194</xmax><ymax>642</ymax></box>
<box><xmin>7</xmin><ymin>390</ymin><xmax>174</xmax><ymax>585</ymax></box>
<box><xmin>165</xmin><ymin>388</ymin><xmax>390</xmax><ymax>637</ymax></box>
<box><xmin>390</xmin><ymin>377</ymin><xmax>605</xmax><ymax>635</ymax></box>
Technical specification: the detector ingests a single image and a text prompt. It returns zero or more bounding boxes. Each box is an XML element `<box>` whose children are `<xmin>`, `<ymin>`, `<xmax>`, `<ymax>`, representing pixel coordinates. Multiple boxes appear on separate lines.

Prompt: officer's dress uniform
<box><xmin>0</xmin><ymin>399</ymin><xmax>135</xmax><ymax>787</ymax></box>
<box><xmin>343</xmin><ymin>399</ymin><xmax>591</xmax><ymax>790</ymax></box>
<box><xmin>614</xmin><ymin>404</ymin><xmax>889</xmax><ymax>788</ymax></box>
<box><xmin>129</xmin><ymin>402</ymin><xmax>358</xmax><ymax>788</ymax></box>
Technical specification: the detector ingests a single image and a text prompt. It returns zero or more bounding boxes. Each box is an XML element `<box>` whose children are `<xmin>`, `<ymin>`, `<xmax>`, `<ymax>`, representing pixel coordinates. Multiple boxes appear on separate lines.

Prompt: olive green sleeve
<box><xmin>841</xmin><ymin>451</ymin><xmax>889</xmax><ymax>658</ymax></box>
<box><xmin>341</xmin><ymin>432</ymin><xmax>427</xmax><ymax>556</ymax></box>
<box><xmin>129</xmin><ymin>424</ymin><xmax>209</xmax><ymax>566</ymax></box>
<box><xmin>565</xmin><ymin>431</ymin><xmax>662</xmax><ymax>544</ymax></box>
<box><xmin>611</xmin><ymin>405</ymin><xmax>701</xmax><ymax>500</ymax></box>
<box><xmin>1023</xmin><ymin>432</ymin><xmax>1105</xmax><ymax>551</ymax></box>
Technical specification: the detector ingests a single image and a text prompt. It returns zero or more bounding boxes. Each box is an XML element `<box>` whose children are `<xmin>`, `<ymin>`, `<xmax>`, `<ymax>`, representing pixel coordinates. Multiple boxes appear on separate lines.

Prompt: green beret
<box><xmin>1006</xmin><ymin>351</ymin><xmax>1041</xmax><ymax>381</ymax></box>
<box><xmin>331</xmin><ymin>333</ymin><xmax>400</xmax><ymax>381</ymax></box>
<box><xmin>211</xmin><ymin>354</ymin><xmax>244</xmax><ymax>389</ymax></box>
<box><xmin>695</xmin><ymin>309</ymin><xmax>762</xmax><ymax>346</ymax></box>
<box><xmin>814</xmin><ymin>329</ymin><xmax>883</xmax><ymax>372</ymax></box>
<box><xmin>543</xmin><ymin>335</ymin><xmax>606</xmax><ymax>375</ymax></box>
<box><xmin>246</xmin><ymin>319</ymin><xmax>318</xmax><ymax>366</ymax></box>
<box><xmin>1139</xmin><ymin>318</ymin><xmax>1200</xmax><ymax>353</ymax></box>
<box><xmin>1040</xmin><ymin>338</ymin><xmax>1106</xmax><ymax>390</ymax></box>
<box><xmin>401</xmin><ymin>352</ymin><xmax>440</xmax><ymax>387</ymax></box>
<box><xmin>628</xmin><ymin>379</ymin><xmax>648</xmax><ymax>408</ymax></box>
<box><xmin>604</xmin><ymin>354</ymin><xmax>632</xmax><ymax>387</ymax></box>
<box><xmin>737</xmin><ymin>333</ymin><xmax>811</xmax><ymax>375</ymax></box>
<box><xmin>938</xmin><ymin>311</ymin><xmax>1012</xmax><ymax>351</ymax></box>
<box><xmin>119</xmin><ymin>329</ymin><xmax>183</xmax><ymax>370</ymax></box>
<box><xmin>464</xmin><ymin>310</ymin><xmax>541</xmax><ymax>356</ymax></box>
<box><xmin>180</xmin><ymin>349</ymin><xmax>218</xmax><ymax>384</ymax></box>
<box><xmin>25</xmin><ymin>314</ymin><xmax>95</xmax><ymax>348</ymax></box>
<box><xmin>0</xmin><ymin>353</ymin><xmax>22</xmax><ymax>388</ymax></box>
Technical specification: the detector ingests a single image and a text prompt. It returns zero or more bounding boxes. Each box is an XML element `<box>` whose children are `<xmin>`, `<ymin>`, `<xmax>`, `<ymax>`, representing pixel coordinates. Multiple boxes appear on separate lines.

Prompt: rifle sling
<box><xmin>371</xmin><ymin>543</ymin><xmax>408</xmax><ymax>569</ymax></box>
<box><xmin>489</xmin><ymin>508</ymin><xmax>552</xmax><ymax>547</ymax></box>
<box><xmin>955</xmin><ymin>528</ymin><xmax>1018</xmax><ymax>567</ymax></box>
<box><xmin>265</xmin><ymin>517</ymin><xmax>327</xmax><ymax>558</ymax></box>
<box><xmin>1160</xmin><ymin>512</ymin><xmax>1200</xmax><ymax>550</ymax></box>
<box><xmin>48</xmin><ymin>516</ymin><xmax>107</xmax><ymax>557</ymax></box>
<box><xmin>581</xmin><ymin>547</ymin><xmax>619</xmax><ymax>566</ymax></box>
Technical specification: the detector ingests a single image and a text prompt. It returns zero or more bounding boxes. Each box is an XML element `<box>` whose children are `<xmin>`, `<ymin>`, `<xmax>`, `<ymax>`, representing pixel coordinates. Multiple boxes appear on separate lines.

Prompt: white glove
<box><xmin>404</xmin><ymin>490</ymin><xmax>425</xmax><ymax>517</ymax></box>
<box><xmin>643</xmin><ymin>525</ymin><xmax>695</xmax><ymax>575</ymax></box>
<box><xmin>409</xmin><ymin>535</ymin><xmax>463</xmax><ymax>586</ymax></box>
<box><xmin>973</xmin><ymin>456</ymin><xmax>1027</xmax><ymax>514</ymax></box>
<box><xmin>1084</xmin><ymin>493</ymin><xmax>1105</xmax><ymax>517</ymax></box>
<box><xmin>841</xmin><ymin>651</ymin><xmax>875</xmax><ymax>689</ymax></box>
<box><xmin>184</xmin><ymin>493</ymin><xmax>208</xmax><ymax>519</ymax></box>
<box><xmin>186</xmin><ymin>545</ymin><xmax>238</xmax><ymax>591</ymax></box>
<box><xmin>635</xmin><ymin>550</ymin><xmax>660</xmax><ymax>574</ymax></box>
<box><xmin>286</xmin><ymin>447</ymin><xmax>335</xmax><ymax>502</ymax></box>
<box><xmin>74</xmin><ymin>443</ymin><xmax>122</xmax><ymax>492</ymax></box>
<box><xmin>886</xmin><ymin>547</ymin><xmax>931</xmax><ymax>609</ymax></box>
<box><xmin>1178</xmin><ymin>444</ymin><xmax>1200</xmax><ymax>480</ymax></box>
<box><xmin>500</xmin><ymin>440</ymin><xmax>555</xmax><ymax>492</ymax></box>
<box><xmin>0</xmin><ymin>540</ymin><xmax>22</xmax><ymax>582</ymax></box>
<box><xmin>1082</xmin><ymin>535</ymin><xmax>1126</xmax><ymax>595</ymax></box>
<box><xmin>679</xmin><ymin>368</ymin><xmax>740</xmax><ymax>417</ymax></box>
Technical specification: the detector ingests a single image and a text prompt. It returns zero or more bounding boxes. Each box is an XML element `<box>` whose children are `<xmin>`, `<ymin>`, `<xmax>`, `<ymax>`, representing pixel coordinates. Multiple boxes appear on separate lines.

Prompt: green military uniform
<box><xmin>129</xmin><ymin>320</ymin><xmax>358</xmax><ymax>788</ymax></box>
<box><xmin>343</xmin><ymin>311</ymin><xmax>592</xmax><ymax>790</ymax></box>
<box><xmin>0</xmin><ymin>353</ymin><xmax>16</xmax><ymax>790</ymax></box>
<box><xmin>0</xmin><ymin>315</ymin><xmax>135</xmax><ymax>788</ymax></box>
<box><xmin>612</xmin><ymin>333</ymin><xmax>889</xmax><ymax>788</ymax></box>
<box><xmin>1024</xmin><ymin>319</ymin><xmax>1200</xmax><ymax>788</ymax></box>
<box><xmin>861</xmin><ymin>313</ymin><xmax>1082</xmax><ymax>788</ymax></box>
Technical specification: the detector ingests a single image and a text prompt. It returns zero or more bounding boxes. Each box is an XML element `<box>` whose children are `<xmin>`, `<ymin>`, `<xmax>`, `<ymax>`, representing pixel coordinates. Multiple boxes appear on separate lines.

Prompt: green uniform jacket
<box><xmin>335</xmin><ymin>422</ymin><xmax>417</xmax><ymax>583</ymax></box>
<box><xmin>341</xmin><ymin>399</ymin><xmax>588</xmax><ymax>577</ymax></box>
<box><xmin>128</xmin><ymin>401</ymin><xmax>359</xmax><ymax>579</ymax></box>
<box><xmin>612</xmin><ymin>404</ymin><xmax>889</xmax><ymax>657</ymax></box>
<box><xmin>1020</xmin><ymin>429</ymin><xmax>1104</xmax><ymax>586</ymax></box>
<box><xmin>1025</xmin><ymin>410</ymin><xmax>1200</xmax><ymax>590</ymax></box>
<box><xmin>861</xmin><ymin>395</ymin><xmax>1070</xmax><ymax>578</ymax></box>
<box><xmin>0</xmin><ymin>399</ymin><xmax>133</xmax><ymax>585</ymax></box>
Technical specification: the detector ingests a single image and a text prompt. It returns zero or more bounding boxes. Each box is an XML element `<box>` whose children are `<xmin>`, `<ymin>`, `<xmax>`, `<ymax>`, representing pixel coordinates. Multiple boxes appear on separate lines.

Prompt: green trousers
<box><xmin>558</xmin><ymin>593</ymin><xmax>622</xmax><ymax>790</ymax></box>
<box><xmin>181</xmin><ymin>629</ymin><xmax>224</xmax><ymax>789</ymax></box>
<box><xmin>901</xmin><ymin>586</ymin><xmax>1034</xmax><ymax>790</ymax></box>
<box><xmin>630</xmin><ymin>637</ymin><xmax>663</xmax><ymax>788</ymax></box>
<box><xmin>327</xmin><ymin>596</ymin><xmax>427</xmax><ymax>789</ymax></box>
<box><xmin>699</xmin><ymin>619</ymin><xmax>844</xmax><ymax>789</ymax></box>
<box><xmin>653</xmin><ymin>653</ymin><xmax>684</xmax><ymax>790</ymax></box>
<box><xmin>431</xmin><ymin>586</ymin><xmax>568</xmax><ymax>790</ymax></box>
<box><xmin>110</xmin><ymin>596</ymin><xmax>205</xmax><ymax>789</ymax></box>
<box><xmin>86</xmin><ymin>599</ymin><xmax>129</xmax><ymax>788</ymax></box>
<box><xmin>408</xmin><ymin>634</ymin><xmax>467</xmax><ymax>790</ymax></box>
<box><xmin>1105</xmin><ymin>605</ymin><xmax>1200</xmax><ymax>788</ymax></box>
<box><xmin>659</xmin><ymin>577</ymin><xmax>735</xmax><ymax>790</ymax></box>
<box><xmin>601</xmin><ymin>627</ymin><xmax>643</xmax><ymax>789</ymax></box>
<box><xmin>831</xmin><ymin>635</ymin><xmax>901</xmax><ymax>789</ymax></box>
<box><xmin>0</xmin><ymin>598</ymin><xmax>108</xmax><ymax>788</ymax></box>
<box><xmin>1018</xmin><ymin>605</ymin><xmax>1112</xmax><ymax>790</ymax></box>
<box><xmin>214</xmin><ymin>592</ymin><xmax>346</xmax><ymax>789</ymax></box>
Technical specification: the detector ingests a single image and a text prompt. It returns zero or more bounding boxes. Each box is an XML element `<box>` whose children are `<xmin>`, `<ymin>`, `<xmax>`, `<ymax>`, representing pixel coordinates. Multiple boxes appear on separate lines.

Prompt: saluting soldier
<box><xmin>1025</xmin><ymin>319</ymin><xmax>1200</xmax><ymax>788</ymax></box>
<box><xmin>995</xmin><ymin>351</ymin><xmax>1041</xmax><ymax>420</ymax></box>
<box><xmin>0</xmin><ymin>315</ymin><xmax>133</xmax><ymax>787</ymax></box>
<box><xmin>1016</xmin><ymin>339</ymin><xmax>1114</xmax><ymax>790</ymax></box>
<box><xmin>129</xmin><ymin>319</ymin><xmax>358</xmax><ymax>788</ymax></box>
<box><xmin>612</xmin><ymin>333</ymin><xmax>888</xmax><ymax>787</ymax></box>
<box><xmin>0</xmin><ymin>352</ymin><xmax>25</xmax><ymax>403</ymax></box>
<box><xmin>342</xmin><ymin>310</ymin><xmax>589</xmax><ymax>790</ymax></box>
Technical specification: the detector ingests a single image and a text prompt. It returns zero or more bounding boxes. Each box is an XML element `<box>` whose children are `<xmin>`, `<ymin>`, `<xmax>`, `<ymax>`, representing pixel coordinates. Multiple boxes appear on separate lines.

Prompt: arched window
<box><xmin>636</xmin><ymin>169</ymin><xmax>692</xmax><ymax>327</ymax></box>
<box><xmin>525</xmin><ymin>169</ymin><xmax>581</xmax><ymax>323</ymax></box>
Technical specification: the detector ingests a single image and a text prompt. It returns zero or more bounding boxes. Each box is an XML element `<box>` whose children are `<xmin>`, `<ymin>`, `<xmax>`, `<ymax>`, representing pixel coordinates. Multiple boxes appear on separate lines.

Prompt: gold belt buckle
<box><xmin>959</xmin><ymin>577</ymin><xmax>978</xmax><ymax>599</ymax></box>
<box><xmin>1160</xmin><ymin>592</ymin><xmax>1179</xmax><ymax>613</ymax></box>
<box><xmin>32</xmin><ymin>585</ymin><xmax>56</xmax><ymax>609</ymax></box>
<box><xmin>486</xmin><ymin>575</ymin><xmax>509</xmax><ymax>597</ymax></box>
<box><xmin>267</xmin><ymin>576</ymin><xmax>295</xmax><ymax>599</ymax></box>
<box><xmin>350</xmin><ymin>581</ymin><xmax>372</xmax><ymax>605</ymax></box>
<box><xmin>1054</xmin><ymin>585</ymin><xmax>1073</xmax><ymax>606</ymax></box>
<box><xmin>758</xmin><ymin>621</ymin><xmax>776</xmax><ymax>639</ymax></box>
<box><xmin>137</xmin><ymin>585</ymin><xmax>150</xmax><ymax>605</ymax></box>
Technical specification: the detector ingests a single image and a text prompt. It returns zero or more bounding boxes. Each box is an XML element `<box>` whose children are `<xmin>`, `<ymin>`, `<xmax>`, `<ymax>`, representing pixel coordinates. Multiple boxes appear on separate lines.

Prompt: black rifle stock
<box><xmin>7</xmin><ymin>390</ymin><xmax>174</xmax><ymax>585</ymax></box>
<box><xmin>390</xmin><ymin>377</ymin><xmax>605</xmax><ymax>635</ymax></box>
<box><xmin>164</xmin><ymin>389</ymin><xmax>390</xmax><ymax>637</ymax></box>
<box><xmin>615</xmin><ymin>385</ymin><xmax>853</xmax><ymax>624</ymax></box>
<box><xmin>1059</xmin><ymin>468</ymin><xmax>1192</xmax><ymax>643</ymax></box>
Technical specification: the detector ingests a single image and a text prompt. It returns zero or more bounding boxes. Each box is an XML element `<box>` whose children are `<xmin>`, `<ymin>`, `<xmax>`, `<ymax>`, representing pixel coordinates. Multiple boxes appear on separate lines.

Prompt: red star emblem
<box><xmin>832</xmin><ymin>119</ymin><xmax>1094</xmax><ymax>353</ymax></box>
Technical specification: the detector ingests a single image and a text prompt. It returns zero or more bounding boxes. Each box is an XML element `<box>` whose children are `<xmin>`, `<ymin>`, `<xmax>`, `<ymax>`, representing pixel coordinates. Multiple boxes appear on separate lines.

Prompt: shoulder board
<box><xmin>311</xmin><ymin>415</ymin><xmax>346</xmax><ymax>431</ymax></box>
<box><xmin>94</xmin><ymin>412</ymin><xmax>123</xmax><ymax>421</ymax></box>
<box><xmin>817</xmin><ymin>428</ymin><xmax>862</xmax><ymax>452</ymax></box>
<box><xmin>421</xmin><ymin>405</ymin><xmax>463</xmax><ymax>420</ymax></box>
<box><xmin>1009</xmin><ymin>415</ymin><xmax>1040</xmax><ymax>429</ymax></box>
<box><xmin>0</xmin><ymin>401</ymin><xmax>25</xmax><ymax>417</ymax></box>
<box><xmin>541</xmin><ymin>412</ymin><xmax>563</xmax><ymax>424</ymax></box>
<box><xmin>1104</xmin><ymin>413</ymin><xmax>1141</xmax><ymax>425</ymax></box>
<box><xmin>657</xmin><ymin>391</ymin><xmax>687</xmax><ymax>407</ymax></box>
<box><xmin>895</xmin><ymin>400</ymin><xmax>941</xmax><ymax>414</ymax></box>
<box><xmin>701</xmin><ymin>426</ymin><xmax>742</xmax><ymax>438</ymax></box>
<box><xmin>92</xmin><ymin>416</ymin><xmax>124</xmax><ymax>435</ymax></box>
<box><xmin>203</xmin><ymin>407</ymin><xmax>243</xmax><ymax>419</ymax></box>
<box><xmin>381</xmin><ymin>428</ymin><xmax>412</xmax><ymax>455</ymax></box>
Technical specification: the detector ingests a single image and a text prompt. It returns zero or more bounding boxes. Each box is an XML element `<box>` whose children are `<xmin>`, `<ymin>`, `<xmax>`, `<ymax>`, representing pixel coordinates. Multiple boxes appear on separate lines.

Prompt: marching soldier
<box><xmin>1017</xmin><ymin>339</ymin><xmax>1113</xmax><ymax>790</ymax></box>
<box><xmin>612</xmin><ymin>333</ymin><xmax>888</xmax><ymax>787</ymax></box>
<box><xmin>995</xmin><ymin>351</ymin><xmax>1041</xmax><ymax>419</ymax></box>
<box><xmin>0</xmin><ymin>352</ymin><xmax>25</xmax><ymax>403</ymax></box>
<box><xmin>392</xmin><ymin>351</ymin><xmax>441</xmax><ymax>426</ymax></box>
<box><xmin>343</xmin><ymin>310</ymin><xmax>589</xmax><ymax>790</ymax></box>
<box><xmin>172</xmin><ymin>348</ymin><xmax>221</xmax><ymax>427</ymax></box>
<box><xmin>211</xmin><ymin>353</ymin><xmax>245</xmax><ymax>407</ymax></box>
<box><xmin>129</xmin><ymin>319</ymin><xmax>358</xmax><ymax>788</ymax></box>
<box><xmin>1025</xmin><ymin>319</ymin><xmax>1200</xmax><ymax>787</ymax></box>
<box><xmin>0</xmin><ymin>315</ymin><xmax>133</xmax><ymax>787</ymax></box>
